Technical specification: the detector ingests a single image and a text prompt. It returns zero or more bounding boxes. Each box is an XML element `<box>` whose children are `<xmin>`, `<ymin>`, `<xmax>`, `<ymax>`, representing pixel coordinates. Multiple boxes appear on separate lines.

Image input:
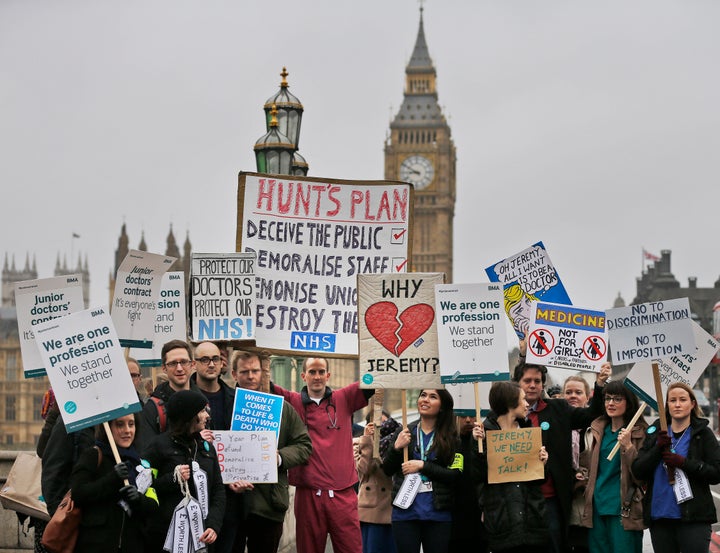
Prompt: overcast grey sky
<box><xmin>2</xmin><ymin>0</ymin><xmax>719</xmax><ymax>317</ymax></box>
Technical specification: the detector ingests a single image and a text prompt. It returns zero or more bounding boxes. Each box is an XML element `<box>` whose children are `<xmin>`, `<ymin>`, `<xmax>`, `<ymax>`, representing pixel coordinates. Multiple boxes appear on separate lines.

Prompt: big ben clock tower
<box><xmin>385</xmin><ymin>7</ymin><xmax>456</xmax><ymax>281</ymax></box>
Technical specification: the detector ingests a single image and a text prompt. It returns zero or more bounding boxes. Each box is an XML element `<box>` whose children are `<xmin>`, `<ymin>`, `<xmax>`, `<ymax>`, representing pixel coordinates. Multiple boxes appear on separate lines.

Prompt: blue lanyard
<box><xmin>416</xmin><ymin>426</ymin><xmax>435</xmax><ymax>462</ymax></box>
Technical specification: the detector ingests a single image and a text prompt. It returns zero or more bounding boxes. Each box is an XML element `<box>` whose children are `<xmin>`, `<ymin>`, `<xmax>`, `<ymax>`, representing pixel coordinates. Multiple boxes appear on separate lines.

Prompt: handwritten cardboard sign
<box><xmin>486</xmin><ymin>427</ymin><xmax>544</xmax><ymax>484</ymax></box>
<box><xmin>605</xmin><ymin>298</ymin><xmax>694</xmax><ymax>364</ymax></box>
<box><xmin>15</xmin><ymin>274</ymin><xmax>85</xmax><ymax>378</ymax></box>
<box><xmin>214</xmin><ymin>431</ymin><xmax>278</xmax><ymax>484</ymax></box>
<box><xmin>435</xmin><ymin>283</ymin><xmax>509</xmax><ymax>383</ymax></box>
<box><xmin>236</xmin><ymin>173</ymin><xmax>413</xmax><ymax>356</ymax></box>
<box><xmin>485</xmin><ymin>242</ymin><xmax>571</xmax><ymax>339</ymax></box>
<box><xmin>358</xmin><ymin>273</ymin><xmax>443</xmax><ymax>389</ymax></box>
<box><xmin>230</xmin><ymin>388</ymin><xmax>284</xmax><ymax>440</ymax></box>
<box><xmin>34</xmin><ymin>307</ymin><xmax>141</xmax><ymax>432</ymax></box>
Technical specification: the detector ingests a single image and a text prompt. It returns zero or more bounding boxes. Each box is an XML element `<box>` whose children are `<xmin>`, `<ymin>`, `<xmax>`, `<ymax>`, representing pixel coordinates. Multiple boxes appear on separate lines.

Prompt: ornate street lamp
<box><xmin>254</xmin><ymin>104</ymin><xmax>295</xmax><ymax>174</ymax></box>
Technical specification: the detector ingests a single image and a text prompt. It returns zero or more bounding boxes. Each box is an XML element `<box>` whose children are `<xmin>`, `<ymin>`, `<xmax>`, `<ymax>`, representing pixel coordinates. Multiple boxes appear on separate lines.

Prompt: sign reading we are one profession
<box><xmin>15</xmin><ymin>275</ymin><xmax>85</xmax><ymax>378</ymax></box>
<box><xmin>526</xmin><ymin>301</ymin><xmax>608</xmax><ymax>372</ymax></box>
<box><xmin>237</xmin><ymin>173</ymin><xmax>413</xmax><ymax>357</ymax></box>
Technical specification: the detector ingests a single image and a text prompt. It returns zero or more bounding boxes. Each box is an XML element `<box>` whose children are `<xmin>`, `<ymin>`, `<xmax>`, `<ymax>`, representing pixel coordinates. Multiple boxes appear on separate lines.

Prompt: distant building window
<box><xmin>33</xmin><ymin>395</ymin><xmax>43</xmax><ymax>421</ymax></box>
<box><xmin>6</xmin><ymin>396</ymin><xmax>16</xmax><ymax>421</ymax></box>
<box><xmin>7</xmin><ymin>352</ymin><xmax>17</xmax><ymax>368</ymax></box>
<box><xmin>6</xmin><ymin>434</ymin><xmax>13</xmax><ymax>445</ymax></box>
<box><xmin>6</xmin><ymin>366</ymin><xmax>18</xmax><ymax>381</ymax></box>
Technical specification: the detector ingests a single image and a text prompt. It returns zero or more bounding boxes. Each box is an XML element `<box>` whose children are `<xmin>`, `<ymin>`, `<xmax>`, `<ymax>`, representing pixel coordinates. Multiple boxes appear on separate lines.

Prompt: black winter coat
<box><xmin>631</xmin><ymin>417</ymin><xmax>720</xmax><ymax>526</ymax></box>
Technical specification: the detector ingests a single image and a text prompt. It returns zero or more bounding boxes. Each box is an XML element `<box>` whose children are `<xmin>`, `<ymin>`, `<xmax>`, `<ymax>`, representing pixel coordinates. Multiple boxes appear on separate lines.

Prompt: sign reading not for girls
<box><xmin>34</xmin><ymin>307</ymin><xmax>141</xmax><ymax>432</ymax></box>
<box><xmin>112</xmin><ymin>250</ymin><xmax>177</xmax><ymax>348</ymax></box>
<box><xmin>605</xmin><ymin>298</ymin><xmax>694</xmax><ymax>365</ymax></box>
<box><xmin>526</xmin><ymin>301</ymin><xmax>608</xmax><ymax>372</ymax></box>
<box><xmin>358</xmin><ymin>273</ymin><xmax>443</xmax><ymax>389</ymax></box>
<box><xmin>236</xmin><ymin>172</ymin><xmax>413</xmax><ymax>357</ymax></box>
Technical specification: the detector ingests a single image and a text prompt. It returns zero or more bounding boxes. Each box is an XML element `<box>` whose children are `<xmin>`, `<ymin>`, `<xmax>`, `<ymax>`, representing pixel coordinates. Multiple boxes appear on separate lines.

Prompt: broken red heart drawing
<box><xmin>365</xmin><ymin>301</ymin><xmax>435</xmax><ymax>356</ymax></box>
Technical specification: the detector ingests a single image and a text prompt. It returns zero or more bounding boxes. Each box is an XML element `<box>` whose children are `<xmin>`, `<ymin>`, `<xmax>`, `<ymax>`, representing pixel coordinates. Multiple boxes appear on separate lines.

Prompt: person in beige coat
<box><xmin>354</xmin><ymin>414</ymin><xmax>400</xmax><ymax>553</ymax></box>
<box><xmin>580</xmin><ymin>381</ymin><xmax>647</xmax><ymax>553</ymax></box>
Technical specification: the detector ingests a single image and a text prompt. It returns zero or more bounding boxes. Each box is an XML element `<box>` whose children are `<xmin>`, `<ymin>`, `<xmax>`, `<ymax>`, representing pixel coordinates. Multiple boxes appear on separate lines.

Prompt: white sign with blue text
<box><xmin>213</xmin><ymin>431</ymin><xmax>278</xmax><ymax>484</ymax></box>
<box><xmin>230</xmin><ymin>388</ymin><xmax>283</xmax><ymax>440</ymax></box>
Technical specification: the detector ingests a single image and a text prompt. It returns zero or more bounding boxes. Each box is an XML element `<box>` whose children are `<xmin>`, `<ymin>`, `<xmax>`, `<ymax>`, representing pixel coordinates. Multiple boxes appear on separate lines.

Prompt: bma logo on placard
<box><xmin>291</xmin><ymin>332</ymin><xmax>336</xmax><ymax>352</ymax></box>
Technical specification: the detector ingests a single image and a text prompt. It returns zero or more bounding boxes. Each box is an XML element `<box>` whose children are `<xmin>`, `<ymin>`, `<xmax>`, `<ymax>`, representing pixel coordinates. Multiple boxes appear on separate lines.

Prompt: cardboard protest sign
<box><xmin>14</xmin><ymin>275</ymin><xmax>85</xmax><ymax>378</ymax></box>
<box><xmin>230</xmin><ymin>388</ymin><xmax>284</xmax><ymax>440</ymax></box>
<box><xmin>358</xmin><ymin>273</ymin><xmax>443</xmax><ymax>389</ymax></box>
<box><xmin>34</xmin><ymin>307</ymin><xmax>141</xmax><ymax>432</ymax></box>
<box><xmin>526</xmin><ymin>301</ymin><xmax>608</xmax><ymax>372</ymax></box>
<box><xmin>214</xmin><ymin>431</ymin><xmax>278</xmax><ymax>484</ymax></box>
<box><xmin>112</xmin><ymin>250</ymin><xmax>176</xmax><ymax>348</ymax></box>
<box><xmin>625</xmin><ymin>321</ymin><xmax>720</xmax><ymax>410</ymax></box>
<box><xmin>236</xmin><ymin>172</ymin><xmax>413</xmax><ymax>356</ymax></box>
<box><xmin>486</xmin><ymin>427</ymin><xmax>544</xmax><ymax>484</ymax></box>
<box><xmin>190</xmin><ymin>253</ymin><xmax>255</xmax><ymax>342</ymax></box>
<box><xmin>446</xmin><ymin>381</ymin><xmax>495</xmax><ymax>417</ymax></box>
<box><xmin>435</xmin><ymin>283</ymin><xmax>509</xmax><ymax>383</ymax></box>
<box><xmin>605</xmin><ymin>298</ymin><xmax>694</xmax><ymax>365</ymax></box>
<box><xmin>485</xmin><ymin>242</ymin><xmax>571</xmax><ymax>339</ymax></box>
<box><xmin>130</xmin><ymin>272</ymin><xmax>187</xmax><ymax>367</ymax></box>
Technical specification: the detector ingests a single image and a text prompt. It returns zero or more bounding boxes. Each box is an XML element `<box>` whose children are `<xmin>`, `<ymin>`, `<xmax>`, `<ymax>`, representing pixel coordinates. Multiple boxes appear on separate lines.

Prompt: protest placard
<box><xmin>213</xmin><ymin>431</ymin><xmax>278</xmax><ymax>484</ymax></box>
<box><xmin>624</xmin><ymin>321</ymin><xmax>720</xmax><ymax>409</ymax></box>
<box><xmin>190</xmin><ymin>253</ymin><xmax>256</xmax><ymax>342</ymax></box>
<box><xmin>526</xmin><ymin>301</ymin><xmax>608</xmax><ymax>372</ymax></box>
<box><xmin>34</xmin><ymin>307</ymin><xmax>141</xmax><ymax>432</ymax></box>
<box><xmin>485</xmin><ymin>242</ymin><xmax>571</xmax><ymax>339</ymax></box>
<box><xmin>230</xmin><ymin>388</ymin><xmax>284</xmax><ymax>440</ymax></box>
<box><xmin>605</xmin><ymin>298</ymin><xmax>694</xmax><ymax>365</ymax></box>
<box><xmin>446</xmin><ymin>381</ymin><xmax>495</xmax><ymax>417</ymax></box>
<box><xmin>112</xmin><ymin>250</ymin><xmax>176</xmax><ymax>348</ymax></box>
<box><xmin>358</xmin><ymin>273</ymin><xmax>443</xmax><ymax>389</ymax></box>
<box><xmin>14</xmin><ymin>275</ymin><xmax>85</xmax><ymax>378</ymax></box>
<box><xmin>486</xmin><ymin>427</ymin><xmax>544</xmax><ymax>484</ymax></box>
<box><xmin>236</xmin><ymin>172</ymin><xmax>413</xmax><ymax>356</ymax></box>
<box><xmin>435</xmin><ymin>283</ymin><xmax>509</xmax><ymax>383</ymax></box>
<box><xmin>130</xmin><ymin>272</ymin><xmax>187</xmax><ymax>367</ymax></box>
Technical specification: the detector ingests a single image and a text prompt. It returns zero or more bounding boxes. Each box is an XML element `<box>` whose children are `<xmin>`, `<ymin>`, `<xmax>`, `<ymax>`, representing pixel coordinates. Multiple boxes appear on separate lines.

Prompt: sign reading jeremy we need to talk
<box><xmin>34</xmin><ymin>307</ymin><xmax>141</xmax><ymax>432</ymax></box>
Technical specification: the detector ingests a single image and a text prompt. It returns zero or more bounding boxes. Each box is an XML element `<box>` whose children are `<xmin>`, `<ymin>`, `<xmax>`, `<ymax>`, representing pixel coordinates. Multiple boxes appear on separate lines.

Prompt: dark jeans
<box><xmin>233</xmin><ymin>514</ymin><xmax>284</xmax><ymax>553</ymax></box>
<box><xmin>650</xmin><ymin>519</ymin><xmax>711</xmax><ymax>553</ymax></box>
<box><xmin>392</xmin><ymin>520</ymin><xmax>452</xmax><ymax>553</ymax></box>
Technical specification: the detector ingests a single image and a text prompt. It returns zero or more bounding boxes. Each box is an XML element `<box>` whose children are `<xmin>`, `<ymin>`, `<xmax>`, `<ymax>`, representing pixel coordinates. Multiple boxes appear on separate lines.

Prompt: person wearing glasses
<box><xmin>127</xmin><ymin>357</ymin><xmax>149</xmax><ymax>403</ymax></box>
<box><xmin>191</xmin><ymin>341</ymin><xmax>235</xmax><ymax>435</ymax></box>
<box><xmin>271</xmin><ymin>357</ymin><xmax>372</xmax><ymax>553</ymax></box>
<box><xmin>579</xmin><ymin>381</ymin><xmax>647</xmax><ymax>553</ymax></box>
<box><xmin>137</xmin><ymin>340</ymin><xmax>199</xmax><ymax>451</ymax></box>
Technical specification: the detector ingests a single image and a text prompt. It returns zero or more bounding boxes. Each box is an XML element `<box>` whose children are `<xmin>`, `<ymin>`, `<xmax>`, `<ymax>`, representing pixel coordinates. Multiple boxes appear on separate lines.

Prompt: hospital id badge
<box><xmin>418</xmin><ymin>480</ymin><xmax>433</xmax><ymax>493</ymax></box>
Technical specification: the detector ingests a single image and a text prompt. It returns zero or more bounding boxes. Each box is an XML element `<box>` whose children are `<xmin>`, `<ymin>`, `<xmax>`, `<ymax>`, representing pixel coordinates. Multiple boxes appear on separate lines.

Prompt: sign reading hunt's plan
<box><xmin>214</xmin><ymin>431</ymin><xmax>278</xmax><ymax>484</ymax></box>
<box><xmin>624</xmin><ymin>321</ymin><xmax>720</xmax><ymax>410</ymax></box>
<box><xmin>130</xmin><ymin>272</ymin><xmax>187</xmax><ymax>367</ymax></box>
<box><xmin>358</xmin><ymin>273</ymin><xmax>443</xmax><ymax>389</ymax></box>
<box><xmin>605</xmin><ymin>298</ymin><xmax>694</xmax><ymax>365</ymax></box>
<box><xmin>190</xmin><ymin>253</ymin><xmax>256</xmax><ymax>342</ymax></box>
<box><xmin>526</xmin><ymin>301</ymin><xmax>608</xmax><ymax>372</ymax></box>
<box><xmin>112</xmin><ymin>250</ymin><xmax>176</xmax><ymax>348</ymax></box>
<box><xmin>34</xmin><ymin>307</ymin><xmax>141</xmax><ymax>432</ymax></box>
<box><xmin>435</xmin><ymin>283</ymin><xmax>509</xmax><ymax>383</ymax></box>
<box><xmin>485</xmin><ymin>242</ymin><xmax>571</xmax><ymax>339</ymax></box>
<box><xmin>486</xmin><ymin>427</ymin><xmax>544</xmax><ymax>484</ymax></box>
<box><xmin>230</xmin><ymin>388</ymin><xmax>284</xmax><ymax>440</ymax></box>
<box><xmin>15</xmin><ymin>275</ymin><xmax>85</xmax><ymax>378</ymax></box>
<box><xmin>236</xmin><ymin>173</ymin><xmax>413</xmax><ymax>356</ymax></box>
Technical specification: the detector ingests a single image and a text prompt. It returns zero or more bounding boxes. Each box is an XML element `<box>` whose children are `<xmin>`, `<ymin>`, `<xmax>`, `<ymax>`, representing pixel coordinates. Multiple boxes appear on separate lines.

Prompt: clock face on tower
<box><xmin>399</xmin><ymin>155</ymin><xmax>434</xmax><ymax>190</ymax></box>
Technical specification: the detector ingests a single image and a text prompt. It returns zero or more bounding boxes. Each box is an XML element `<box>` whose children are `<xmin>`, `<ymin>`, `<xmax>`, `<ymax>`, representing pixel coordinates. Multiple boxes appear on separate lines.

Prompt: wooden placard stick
<box><xmin>651</xmin><ymin>361</ymin><xmax>675</xmax><ymax>484</ymax></box>
<box><xmin>402</xmin><ymin>389</ymin><xmax>409</xmax><ymax>463</ymax></box>
<box><xmin>474</xmin><ymin>382</ymin><xmax>483</xmax><ymax>453</ymax></box>
<box><xmin>103</xmin><ymin>421</ymin><xmax>129</xmax><ymax>486</ymax></box>
<box><xmin>372</xmin><ymin>389</ymin><xmax>385</xmax><ymax>459</ymax></box>
<box><xmin>606</xmin><ymin>401</ymin><xmax>646</xmax><ymax>461</ymax></box>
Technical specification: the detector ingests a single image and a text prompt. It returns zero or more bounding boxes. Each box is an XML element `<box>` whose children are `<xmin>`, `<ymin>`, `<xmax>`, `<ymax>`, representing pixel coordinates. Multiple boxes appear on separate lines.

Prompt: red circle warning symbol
<box><xmin>529</xmin><ymin>328</ymin><xmax>554</xmax><ymax>357</ymax></box>
<box><xmin>582</xmin><ymin>336</ymin><xmax>606</xmax><ymax>360</ymax></box>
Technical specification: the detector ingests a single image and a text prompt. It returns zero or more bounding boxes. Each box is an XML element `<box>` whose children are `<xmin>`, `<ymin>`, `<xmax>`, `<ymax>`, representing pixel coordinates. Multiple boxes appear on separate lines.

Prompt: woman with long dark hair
<box><xmin>632</xmin><ymin>382</ymin><xmax>720</xmax><ymax>553</ymax></box>
<box><xmin>580</xmin><ymin>380</ymin><xmax>647</xmax><ymax>553</ymax></box>
<box><xmin>382</xmin><ymin>389</ymin><xmax>462</xmax><ymax>553</ymax></box>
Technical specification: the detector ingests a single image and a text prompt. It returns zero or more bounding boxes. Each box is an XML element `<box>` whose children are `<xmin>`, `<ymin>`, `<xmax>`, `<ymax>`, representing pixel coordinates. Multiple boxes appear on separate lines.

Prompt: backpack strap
<box><xmin>150</xmin><ymin>396</ymin><xmax>167</xmax><ymax>432</ymax></box>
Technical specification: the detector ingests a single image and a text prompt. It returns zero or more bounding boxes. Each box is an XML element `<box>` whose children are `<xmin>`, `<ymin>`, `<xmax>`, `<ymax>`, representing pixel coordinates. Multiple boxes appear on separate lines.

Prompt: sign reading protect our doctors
<box><xmin>34</xmin><ymin>307</ymin><xmax>141</xmax><ymax>432</ymax></box>
<box><xmin>15</xmin><ymin>274</ymin><xmax>85</xmax><ymax>378</ymax></box>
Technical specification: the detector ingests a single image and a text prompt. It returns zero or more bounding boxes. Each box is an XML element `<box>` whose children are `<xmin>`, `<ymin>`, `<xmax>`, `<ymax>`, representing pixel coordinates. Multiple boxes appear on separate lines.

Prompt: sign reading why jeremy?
<box><xmin>214</xmin><ymin>431</ymin><xmax>278</xmax><ymax>484</ymax></box>
<box><xmin>625</xmin><ymin>321</ymin><xmax>720</xmax><ymax>410</ymax></box>
<box><xmin>15</xmin><ymin>275</ymin><xmax>85</xmax><ymax>378</ymax></box>
<box><xmin>358</xmin><ymin>273</ymin><xmax>443</xmax><ymax>389</ymax></box>
<box><xmin>486</xmin><ymin>427</ymin><xmax>544</xmax><ymax>484</ymax></box>
<box><xmin>485</xmin><ymin>242</ymin><xmax>571</xmax><ymax>339</ymax></box>
<box><xmin>190</xmin><ymin>253</ymin><xmax>256</xmax><ymax>342</ymax></box>
<box><xmin>112</xmin><ymin>250</ymin><xmax>176</xmax><ymax>348</ymax></box>
<box><xmin>34</xmin><ymin>307</ymin><xmax>141</xmax><ymax>432</ymax></box>
<box><xmin>435</xmin><ymin>283</ymin><xmax>509</xmax><ymax>383</ymax></box>
<box><xmin>130</xmin><ymin>272</ymin><xmax>187</xmax><ymax>367</ymax></box>
<box><xmin>605</xmin><ymin>298</ymin><xmax>694</xmax><ymax>365</ymax></box>
<box><xmin>526</xmin><ymin>301</ymin><xmax>608</xmax><ymax>372</ymax></box>
<box><xmin>230</xmin><ymin>388</ymin><xmax>284</xmax><ymax>440</ymax></box>
<box><xmin>236</xmin><ymin>173</ymin><xmax>413</xmax><ymax>357</ymax></box>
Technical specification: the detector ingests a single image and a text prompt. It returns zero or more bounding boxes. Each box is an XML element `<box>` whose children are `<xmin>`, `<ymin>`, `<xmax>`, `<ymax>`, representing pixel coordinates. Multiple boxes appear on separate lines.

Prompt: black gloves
<box><xmin>119</xmin><ymin>484</ymin><xmax>142</xmax><ymax>504</ymax></box>
<box><xmin>113</xmin><ymin>462</ymin><xmax>129</xmax><ymax>480</ymax></box>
